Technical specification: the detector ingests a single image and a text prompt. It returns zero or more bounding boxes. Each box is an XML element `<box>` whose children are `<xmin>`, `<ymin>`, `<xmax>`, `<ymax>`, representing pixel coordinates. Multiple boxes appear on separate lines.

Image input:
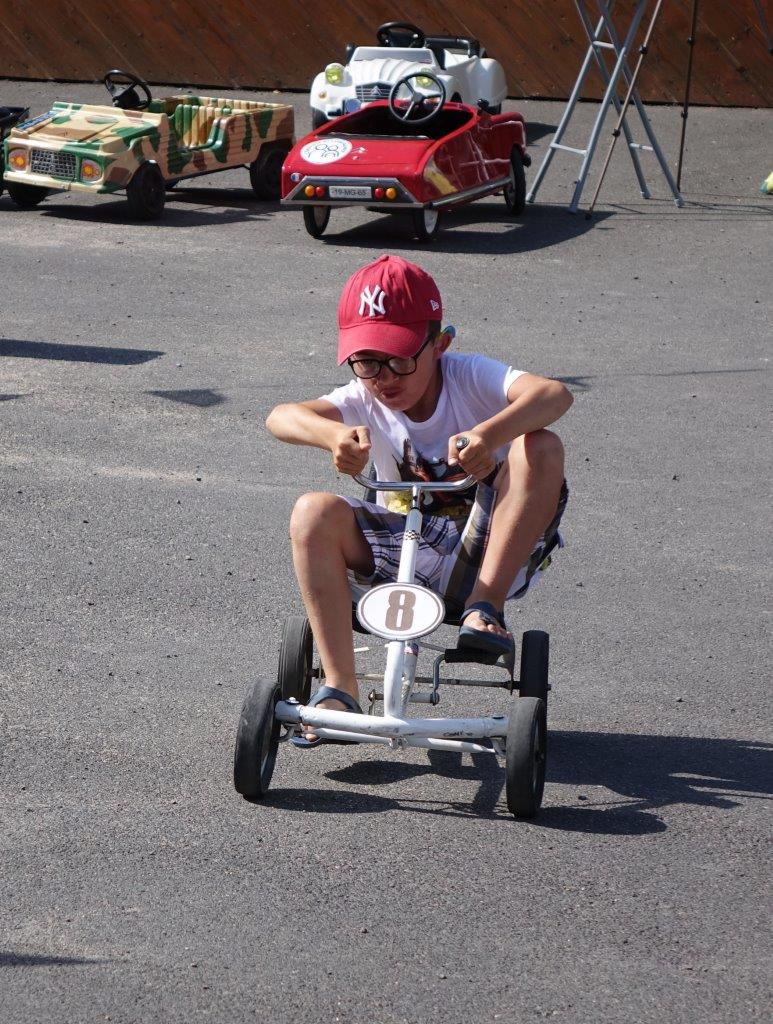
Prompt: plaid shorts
<box><xmin>345</xmin><ymin>480</ymin><xmax>568</xmax><ymax>619</ymax></box>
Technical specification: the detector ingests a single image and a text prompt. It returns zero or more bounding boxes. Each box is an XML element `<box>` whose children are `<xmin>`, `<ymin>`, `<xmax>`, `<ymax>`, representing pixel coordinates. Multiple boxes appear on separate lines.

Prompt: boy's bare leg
<box><xmin>290</xmin><ymin>493</ymin><xmax>375</xmax><ymax>737</ymax></box>
<box><xmin>464</xmin><ymin>429</ymin><xmax>565</xmax><ymax>639</ymax></box>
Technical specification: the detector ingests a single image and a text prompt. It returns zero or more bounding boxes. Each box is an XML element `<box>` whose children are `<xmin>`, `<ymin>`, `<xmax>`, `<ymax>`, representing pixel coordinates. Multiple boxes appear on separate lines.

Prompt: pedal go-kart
<box><xmin>0</xmin><ymin>104</ymin><xmax>29</xmax><ymax>198</ymax></box>
<box><xmin>283</xmin><ymin>71</ymin><xmax>528</xmax><ymax>242</ymax></box>
<box><xmin>233</xmin><ymin>471</ymin><xmax>551</xmax><ymax>818</ymax></box>
<box><xmin>310</xmin><ymin>21</ymin><xmax>507</xmax><ymax>127</ymax></box>
<box><xmin>2</xmin><ymin>70</ymin><xmax>294</xmax><ymax>219</ymax></box>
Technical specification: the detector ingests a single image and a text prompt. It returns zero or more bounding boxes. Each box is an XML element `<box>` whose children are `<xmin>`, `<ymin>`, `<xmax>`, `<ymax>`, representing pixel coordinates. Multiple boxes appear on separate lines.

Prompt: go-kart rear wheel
<box><xmin>278</xmin><ymin>615</ymin><xmax>313</xmax><ymax>704</ymax></box>
<box><xmin>126</xmin><ymin>163</ymin><xmax>165</xmax><ymax>220</ymax></box>
<box><xmin>6</xmin><ymin>181</ymin><xmax>49</xmax><ymax>208</ymax></box>
<box><xmin>249</xmin><ymin>144</ymin><xmax>289</xmax><ymax>200</ymax></box>
<box><xmin>233</xmin><ymin>678</ymin><xmax>281</xmax><ymax>800</ymax></box>
<box><xmin>311</xmin><ymin>109</ymin><xmax>328</xmax><ymax>130</ymax></box>
<box><xmin>411</xmin><ymin>206</ymin><xmax>441</xmax><ymax>242</ymax></box>
<box><xmin>519</xmin><ymin>629</ymin><xmax>549</xmax><ymax>706</ymax></box>
<box><xmin>303</xmin><ymin>205</ymin><xmax>330</xmax><ymax>238</ymax></box>
<box><xmin>505</xmin><ymin>696</ymin><xmax>546</xmax><ymax>818</ymax></box>
<box><xmin>504</xmin><ymin>148</ymin><xmax>526</xmax><ymax>215</ymax></box>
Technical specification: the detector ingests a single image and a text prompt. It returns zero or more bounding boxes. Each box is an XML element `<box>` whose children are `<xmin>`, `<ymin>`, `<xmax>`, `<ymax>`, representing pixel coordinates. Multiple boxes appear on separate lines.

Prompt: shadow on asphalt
<box><xmin>147</xmin><ymin>388</ymin><xmax>226</xmax><ymax>407</ymax></box>
<box><xmin>0</xmin><ymin>951</ymin><xmax>110</xmax><ymax>967</ymax></box>
<box><xmin>261</xmin><ymin>731</ymin><xmax>771</xmax><ymax>833</ymax></box>
<box><xmin>314</xmin><ymin>203</ymin><xmax>609</xmax><ymax>255</ymax></box>
<box><xmin>0</xmin><ymin>339</ymin><xmax>163</xmax><ymax>364</ymax></box>
<box><xmin>33</xmin><ymin>188</ymin><xmax>279</xmax><ymax>226</ymax></box>
<box><xmin>527</xmin><ymin>121</ymin><xmax>558</xmax><ymax>144</ymax></box>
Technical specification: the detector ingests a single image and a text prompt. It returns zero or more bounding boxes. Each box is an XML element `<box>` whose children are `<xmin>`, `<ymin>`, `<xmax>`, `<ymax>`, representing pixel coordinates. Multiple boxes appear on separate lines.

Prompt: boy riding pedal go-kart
<box><xmin>238</xmin><ymin>255</ymin><xmax>572</xmax><ymax>816</ymax></box>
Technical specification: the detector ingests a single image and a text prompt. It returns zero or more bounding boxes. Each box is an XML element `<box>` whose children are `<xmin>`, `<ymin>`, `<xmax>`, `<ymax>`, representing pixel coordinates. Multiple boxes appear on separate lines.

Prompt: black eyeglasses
<box><xmin>348</xmin><ymin>331</ymin><xmax>436</xmax><ymax>380</ymax></box>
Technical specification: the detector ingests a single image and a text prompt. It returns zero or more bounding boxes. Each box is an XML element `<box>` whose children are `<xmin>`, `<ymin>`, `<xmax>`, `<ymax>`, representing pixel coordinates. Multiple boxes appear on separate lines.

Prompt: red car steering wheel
<box><xmin>388</xmin><ymin>73</ymin><xmax>446</xmax><ymax>127</ymax></box>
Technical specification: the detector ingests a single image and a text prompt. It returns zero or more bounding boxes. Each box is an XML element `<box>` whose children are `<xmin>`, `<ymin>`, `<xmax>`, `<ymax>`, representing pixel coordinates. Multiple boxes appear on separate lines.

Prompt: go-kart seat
<box><xmin>172</xmin><ymin>103</ymin><xmax>220</xmax><ymax>148</ymax></box>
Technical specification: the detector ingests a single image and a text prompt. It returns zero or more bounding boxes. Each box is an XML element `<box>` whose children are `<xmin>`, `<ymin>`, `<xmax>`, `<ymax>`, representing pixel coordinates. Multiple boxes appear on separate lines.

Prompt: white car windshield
<box><xmin>351</xmin><ymin>47</ymin><xmax>436</xmax><ymax>64</ymax></box>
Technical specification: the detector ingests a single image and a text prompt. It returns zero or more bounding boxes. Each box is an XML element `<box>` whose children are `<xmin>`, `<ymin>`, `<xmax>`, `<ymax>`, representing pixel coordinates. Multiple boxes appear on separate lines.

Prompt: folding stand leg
<box><xmin>526</xmin><ymin>0</ymin><xmax>684</xmax><ymax>213</ymax></box>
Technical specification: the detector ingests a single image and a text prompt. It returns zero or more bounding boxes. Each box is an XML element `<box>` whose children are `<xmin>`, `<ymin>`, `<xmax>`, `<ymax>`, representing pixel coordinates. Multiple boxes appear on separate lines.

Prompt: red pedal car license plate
<box><xmin>329</xmin><ymin>185</ymin><xmax>371</xmax><ymax>199</ymax></box>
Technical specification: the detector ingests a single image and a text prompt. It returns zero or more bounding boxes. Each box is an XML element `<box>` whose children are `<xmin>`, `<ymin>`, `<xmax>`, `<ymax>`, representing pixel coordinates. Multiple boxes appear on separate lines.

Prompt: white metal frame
<box><xmin>526</xmin><ymin>0</ymin><xmax>683</xmax><ymax>213</ymax></box>
<box><xmin>275</xmin><ymin>474</ymin><xmax>512</xmax><ymax>756</ymax></box>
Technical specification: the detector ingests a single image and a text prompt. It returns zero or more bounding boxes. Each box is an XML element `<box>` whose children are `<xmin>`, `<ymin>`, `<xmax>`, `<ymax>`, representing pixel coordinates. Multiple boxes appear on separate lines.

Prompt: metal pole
<box><xmin>586</xmin><ymin>0</ymin><xmax>666</xmax><ymax>215</ymax></box>
<box><xmin>676</xmin><ymin>0</ymin><xmax>701</xmax><ymax>190</ymax></box>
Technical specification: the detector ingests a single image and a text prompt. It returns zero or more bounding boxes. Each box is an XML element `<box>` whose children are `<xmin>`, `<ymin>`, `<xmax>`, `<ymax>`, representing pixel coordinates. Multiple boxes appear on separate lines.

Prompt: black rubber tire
<box><xmin>303</xmin><ymin>205</ymin><xmax>331</xmax><ymax>238</ymax></box>
<box><xmin>126</xmin><ymin>163</ymin><xmax>165</xmax><ymax>220</ymax></box>
<box><xmin>519</xmin><ymin>629</ymin><xmax>549</xmax><ymax>705</ymax></box>
<box><xmin>411</xmin><ymin>206</ymin><xmax>441</xmax><ymax>241</ymax></box>
<box><xmin>233</xmin><ymin>678</ymin><xmax>281</xmax><ymax>800</ymax></box>
<box><xmin>487</xmin><ymin>103</ymin><xmax>502</xmax><ymax>114</ymax></box>
<box><xmin>311</xmin><ymin>108</ymin><xmax>328</xmax><ymax>130</ymax></box>
<box><xmin>249</xmin><ymin>144</ymin><xmax>289</xmax><ymax>200</ymax></box>
<box><xmin>504</xmin><ymin>148</ymin><xmax>526</xmax><ymax>215</ymax></box>
<box><xmin>6</xmin><ymin>181</ymin><xmax>49</xmax><ymax>208</ymax></box>
<box><xmin>505</xmin><ymin>696</ymin><xmax>547</xmax><ymax>818</ymax></box>
<box><xmin>278</xmin><ymin>616</ymin><xmax>313</xmax><ymax>704</ymax></box>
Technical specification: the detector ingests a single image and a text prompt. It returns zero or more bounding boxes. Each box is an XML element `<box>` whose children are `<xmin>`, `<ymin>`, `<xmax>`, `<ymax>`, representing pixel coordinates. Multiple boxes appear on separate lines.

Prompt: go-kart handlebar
<box><xmin>352</xmin><ymin>472</ymin><xmax>476</xmax><ymax>492</ymax></box>
<box><xmin>353</xmin><ymin>436</ymin><xmax>475</xmax><ymax>492</ymax></box>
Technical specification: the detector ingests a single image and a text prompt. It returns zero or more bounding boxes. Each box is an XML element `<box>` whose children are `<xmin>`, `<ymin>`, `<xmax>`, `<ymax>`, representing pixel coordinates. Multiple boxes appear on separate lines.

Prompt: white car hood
<box><xmin>349</xmin><ymin>56</ymin><xmax>439</xmax><ymax>85</ymax></box>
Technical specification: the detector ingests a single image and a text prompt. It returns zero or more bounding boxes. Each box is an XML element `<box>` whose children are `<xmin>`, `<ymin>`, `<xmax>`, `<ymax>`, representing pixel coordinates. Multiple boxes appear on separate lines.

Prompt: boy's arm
<box><xmin>266</xmin><ymin>399</ymin><xmax>372</xmax><ymax>476</ymax></box>
<box><xmin>448</xmin><ymin>373</ymin><xmax>573</xmax><ymax>478</ymax></box>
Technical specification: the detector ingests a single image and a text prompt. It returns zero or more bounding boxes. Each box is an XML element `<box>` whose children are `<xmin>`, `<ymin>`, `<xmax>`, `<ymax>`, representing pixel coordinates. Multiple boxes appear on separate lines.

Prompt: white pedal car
<box><xmin>310</xmin><ymin>21</ymin><xmax>507</xmax><ymax>128</ymax></box>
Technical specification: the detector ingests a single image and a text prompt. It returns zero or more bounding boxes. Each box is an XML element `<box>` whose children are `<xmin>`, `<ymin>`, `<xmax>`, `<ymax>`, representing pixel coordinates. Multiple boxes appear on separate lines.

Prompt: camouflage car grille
<box><xmin>355</xmin><ymin>82</ymin><xmax>392</xmax><ymax>102</ymax></box>
<box><xmin>31</xmin><ymin>149</ymin><xmax>77</xmax><ymax>178</ymax></box>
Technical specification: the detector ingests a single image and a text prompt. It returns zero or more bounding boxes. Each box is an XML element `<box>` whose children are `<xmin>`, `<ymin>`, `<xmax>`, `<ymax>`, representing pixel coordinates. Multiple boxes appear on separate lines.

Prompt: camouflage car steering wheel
<box><xmin>103</xmin><ymin>70</ymin><xmax>153</xmax><ymax>111</ymax></box>
<box><xmin>388</xmin><ymin>73</ymin><xmax>446</xmax><ymax>126</ymax></box>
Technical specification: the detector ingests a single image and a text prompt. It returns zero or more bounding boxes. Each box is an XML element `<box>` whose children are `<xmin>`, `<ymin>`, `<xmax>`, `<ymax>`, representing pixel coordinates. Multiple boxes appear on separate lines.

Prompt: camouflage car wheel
<box><xmin>126</xmin><ymin>162</ymin><xmax>165</xmax><ymax>220</ymax></box>
<box><xmin>249</xmin><ymin>142</ymin><xmax>290</xmax><ymax>201</ymax></box>
<box><xmin>6</xmin><ymin>181</ymin><xmax>49</xmax><ymax>208</ymax></box>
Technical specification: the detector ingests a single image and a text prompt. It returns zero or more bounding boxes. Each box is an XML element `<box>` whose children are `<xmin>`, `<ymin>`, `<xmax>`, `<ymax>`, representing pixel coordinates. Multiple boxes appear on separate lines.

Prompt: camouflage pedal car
<box><xmin>2</xmin><ymin>71</ymin><xmax>294</xmax><ymax>219</ymax></box>
<box><xmin>0</xmin><ymin>104</ymin><xmax>29</xmax><ymax>197</ymax></box>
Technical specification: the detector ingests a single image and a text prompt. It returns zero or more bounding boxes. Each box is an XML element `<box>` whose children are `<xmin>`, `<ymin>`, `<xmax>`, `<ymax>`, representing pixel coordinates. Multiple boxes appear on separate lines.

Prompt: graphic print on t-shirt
<box><xmin>385</xmin><ymin>439</ymin><xmax>480</xmax><ymax>518</ymax></box>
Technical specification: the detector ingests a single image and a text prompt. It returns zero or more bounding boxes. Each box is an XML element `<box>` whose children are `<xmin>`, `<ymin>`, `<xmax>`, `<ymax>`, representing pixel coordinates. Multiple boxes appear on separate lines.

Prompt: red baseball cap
<box><xmin>337</xmin><ymin>254</ymin><xmax>442</xmax><ymax>364</ymax></box>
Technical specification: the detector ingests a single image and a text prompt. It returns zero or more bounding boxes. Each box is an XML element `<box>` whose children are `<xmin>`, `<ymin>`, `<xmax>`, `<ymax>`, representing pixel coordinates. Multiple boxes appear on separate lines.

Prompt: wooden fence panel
<box><xmin>0</xmin><ymin>0</ymin><xmax>770</xmax><ymax>107</ymax></box>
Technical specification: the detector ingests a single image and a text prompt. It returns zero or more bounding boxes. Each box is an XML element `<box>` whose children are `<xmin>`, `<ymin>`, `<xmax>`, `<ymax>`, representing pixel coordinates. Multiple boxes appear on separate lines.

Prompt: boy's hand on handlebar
<box><xmin>333</xmin><ymin>425</ymin><xmax>372</xmax><ymax>476</ymax></box>
<box><xmin>447</xmin><ymin>431</ymin><xmax>495</xmax><ymax>481</ymax></box>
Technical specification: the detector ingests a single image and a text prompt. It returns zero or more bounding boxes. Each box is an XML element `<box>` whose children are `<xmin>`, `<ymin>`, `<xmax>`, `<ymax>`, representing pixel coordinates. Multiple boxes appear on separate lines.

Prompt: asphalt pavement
<box><xmin>1</xmin><ymin>79</ymin><xmax>771</xmax><ymax>1023</ymax></box>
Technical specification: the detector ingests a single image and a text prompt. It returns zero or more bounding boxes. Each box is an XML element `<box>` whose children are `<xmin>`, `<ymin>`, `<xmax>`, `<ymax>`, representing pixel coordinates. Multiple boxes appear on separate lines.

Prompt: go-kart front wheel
<box><xmin>411</xmin><ymin>206</ymin><xmax>441</xmax><ymax>242</ymax></box>
<box><xmin>519</xmin><ymin>629</ymin><xmax>549</xmax><ymax>706</ymax></box>
<box><xmin>504</xmin><ymin>149</ymin><xmax>526</xmax><ymax>215</ymax></box>
<box><xmin>6</xmin><ymin>181</ymin><xmax>49</xmax><ymax>208</ymax></box>
<box><xmin>505</xmin><ymin>696</ymin><xmax>547</xmax><ymax>818</ymax></box>
<box><xmin>303</xmin><ymin>205</ymin><xmax>331</xmax><ymax>238</ymax></box>
<box><xmin>233</xmin><ymin>678</ymin><xmax>281</xmax><ymax>800</ymax></box>
<box><xmin>126</xmin><ymin>163</ymin><xmax>165</xmax><ymax>220</ymax></box>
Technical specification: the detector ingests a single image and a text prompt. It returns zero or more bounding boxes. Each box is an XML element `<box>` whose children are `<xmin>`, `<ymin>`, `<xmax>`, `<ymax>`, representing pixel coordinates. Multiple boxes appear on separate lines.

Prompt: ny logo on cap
<box><xmin>359</xmin><ymin>285</ymin><xmax>386</xmax><ymax>318</ymax></box>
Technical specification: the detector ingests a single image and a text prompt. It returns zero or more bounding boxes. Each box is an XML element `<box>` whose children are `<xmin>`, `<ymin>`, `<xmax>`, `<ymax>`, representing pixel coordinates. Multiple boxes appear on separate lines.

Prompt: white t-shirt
<box><xmin>322</xmin><ymin>352</ymin><xmax>523</xmax><ymax>517</ymax></box>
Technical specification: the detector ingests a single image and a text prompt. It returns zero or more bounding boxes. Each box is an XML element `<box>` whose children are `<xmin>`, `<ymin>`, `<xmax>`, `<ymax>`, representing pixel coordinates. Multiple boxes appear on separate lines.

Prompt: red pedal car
<box><xmin>281</xmin><ymin>73</ymin><xmax>528</xmax><ymax>241</ymax></box>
